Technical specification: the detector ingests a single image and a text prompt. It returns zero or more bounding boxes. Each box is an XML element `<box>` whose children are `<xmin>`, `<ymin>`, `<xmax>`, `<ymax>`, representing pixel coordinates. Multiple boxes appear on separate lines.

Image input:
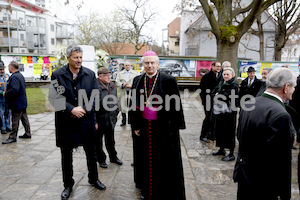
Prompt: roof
<box><xmin>11</xmin><ymin>0</ymin><xmax>48</xmax><ymax>13</ymax></box>
<box><xmin>168</xmin><ymin>17</ymin><xmax>181</xmax><ymax>37</ymax></box>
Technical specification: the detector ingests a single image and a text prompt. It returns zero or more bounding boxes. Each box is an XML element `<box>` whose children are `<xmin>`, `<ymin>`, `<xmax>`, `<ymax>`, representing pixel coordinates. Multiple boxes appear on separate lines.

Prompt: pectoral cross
<box><xmin>145</xmin><ymin>100</ymin><xmax>150</xmax><ymax>107</ymax></box>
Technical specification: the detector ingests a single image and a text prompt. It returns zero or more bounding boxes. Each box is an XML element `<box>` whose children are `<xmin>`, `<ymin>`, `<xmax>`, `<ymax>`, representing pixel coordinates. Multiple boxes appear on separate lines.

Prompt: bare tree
<box><xmin>75</xmin><ymin>11</ymin><xmax>128</xmax><ymax>54</ymax></box>
<box><xmin>240</xmin><ymin>14</ymin><xmax>267</xmax><ymax>61</ymax></box>
<box><xmin>119</xmin><ymin>0</ymin><xmax>156</xmax><ymax>54</ymax></box>
<box><xmin>177</xmin><ymin>0</ymin><xmax>281</xmax><ymax>72</ymax></box>
<box><xmin>270</xmin><ymin>0</ymin><xmax>300</xmax><ymax>61</ymax></box>
<box><xmin>75</xmin><ymin>12</ymin><xmax>102</xmax><ymax>48</ymax></box>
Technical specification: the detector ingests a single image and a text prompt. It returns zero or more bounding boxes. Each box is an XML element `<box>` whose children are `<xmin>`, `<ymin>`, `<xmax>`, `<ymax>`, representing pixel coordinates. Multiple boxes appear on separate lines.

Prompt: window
<box><xmin>27</xmin><ymin>20</ymin><xmax>32</xmax><ymax>26</ymax></box>
<box><xmin>50</xmin><ymin>24</ymin><xmax>54</xmax><ymax>32</ymax></box>
<box><xmin>20</xmin><ymin>34</ymin><xmax>24</xmax><ymax>41</ymax></box>
<box><xmin>175</xmin><ymin>42</ymin><xmax>179</xmax><ymax>46</ymax></box>
<box><xmin>51</xmin><ymin>38</ymin><xmax>55</xmax><ymax>45</ymax></box>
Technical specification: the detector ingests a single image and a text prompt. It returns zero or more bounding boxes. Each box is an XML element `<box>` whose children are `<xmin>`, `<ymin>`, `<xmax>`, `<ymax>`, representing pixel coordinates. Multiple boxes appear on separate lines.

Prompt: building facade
<box><xmin>179</xmin><ymin>8</ymin><xmax>277</xmax><ymax>61</ymax></box>
<box><xmin>0</xmin><ymin>0</ymin><xmax>74</xmax><ymax>54</ymax></box>
<box><xmin>168</xmin><ymin>17</ymin><xmax>180</xmax><ymax>56</ymax></box>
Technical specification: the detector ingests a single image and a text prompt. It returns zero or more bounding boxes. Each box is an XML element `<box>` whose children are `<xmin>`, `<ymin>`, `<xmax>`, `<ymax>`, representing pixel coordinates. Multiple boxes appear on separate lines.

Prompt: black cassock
<box><xmin>129</xmin><ymin>72</ymin><xmax>186</xmax><ymax>200</ymax></box>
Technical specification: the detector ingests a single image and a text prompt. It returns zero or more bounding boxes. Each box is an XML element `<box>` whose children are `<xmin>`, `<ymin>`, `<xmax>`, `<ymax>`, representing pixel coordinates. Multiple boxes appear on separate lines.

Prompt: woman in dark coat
<box><xmin>211</xmin><ymin>67</ymin><xmax>239</xmax><ymax>161</ymax></box>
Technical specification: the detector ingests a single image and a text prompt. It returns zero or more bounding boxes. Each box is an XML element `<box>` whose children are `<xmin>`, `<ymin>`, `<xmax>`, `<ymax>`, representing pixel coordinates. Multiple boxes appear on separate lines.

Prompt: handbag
<box><xmin>213</xmin><ymin>100</ymin><xmax>232</xmax><ymax>115</ymax></box>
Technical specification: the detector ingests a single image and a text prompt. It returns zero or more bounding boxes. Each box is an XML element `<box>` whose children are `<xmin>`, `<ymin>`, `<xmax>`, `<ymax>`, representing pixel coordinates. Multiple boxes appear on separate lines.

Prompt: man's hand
<box><xmin>134</xmin><ymin>129</ymin><xmax>141</xmax><ymax>136</ymax></box>
<box><xmin>95</xmin><ymin>123</ymin><xmax>98</xmax><ymax>130</ymax></box>
<box><xmin>71</xmin><ymin>106</ymin><xmax>86</xmax><ymax>118</ymax></box>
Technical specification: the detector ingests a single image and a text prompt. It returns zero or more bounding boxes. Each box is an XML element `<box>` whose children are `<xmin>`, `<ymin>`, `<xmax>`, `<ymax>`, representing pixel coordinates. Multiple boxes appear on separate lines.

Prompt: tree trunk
<box><xmin>274</xmin><ymin>20</ymin><xmax>286</xmax><ymax>61</ymax></box>
<box><xmin>216</xmin><ymin>38</ymin><xmax>239</xmax><ymax>75</ymax></box>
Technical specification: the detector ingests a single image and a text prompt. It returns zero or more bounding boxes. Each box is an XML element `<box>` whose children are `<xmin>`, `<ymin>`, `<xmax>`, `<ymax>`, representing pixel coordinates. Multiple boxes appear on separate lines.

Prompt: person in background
<box><xmin>129</xmin><ymin>50</ymin><xmax>186</xmax><ymax>200</ymax></box>
<box><xmin>234</xmin><ymin>67</ymin><xmax>296</xmax><ymax>199</ymax></box>
<box><xmin>115</xmin><ymin>61</ymin><xmax>138</xmax><ymax>126</ymax></box>
<box><xmin>0</xmin><ymin>60</ymin><xmax>11</xmax><ymax>134</ymax></box>
<box><xmin>222</xmin><ymin>61</ymin><xmax>231</xmax><ymax>69</ymax></box>
<box><xmin>211</xmin><ymin>67</ymin><xmax>239</xmax><ymax>161</ymax></box>
<box><xmin>49</xmin><ymin>45</ymin><xmax>106</xmax><ymax>200</ymax></box>
<box><xmin>256</xmin><ymin>68</ymin><xmax>272</xmax><ymax>97</ymax></box>
<box><xmin>199</xmin><ymin>61</ymin><xmax>222</xmax><ymax>142</ymax></box>
<box><xmin>239</xmin><ymin>66</ymin><xmax>263</xmax><ymax>103</ymax></box>
<box><xmin>2</xmin><ymin>61</ymin><xmax>31</xmax><ymax>144</ymax></box>
<box><xmin>95</xmin><ymin>67</ymin><xmax>122</xmax><ymax>168</ymax></box>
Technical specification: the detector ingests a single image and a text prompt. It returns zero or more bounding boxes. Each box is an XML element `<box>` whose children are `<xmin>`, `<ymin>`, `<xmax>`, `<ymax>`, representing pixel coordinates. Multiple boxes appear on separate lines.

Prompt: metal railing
<box><xmin>0</xmin><ymin>37</ymin><xmax>18</xmax><ymax>47</ymax></box>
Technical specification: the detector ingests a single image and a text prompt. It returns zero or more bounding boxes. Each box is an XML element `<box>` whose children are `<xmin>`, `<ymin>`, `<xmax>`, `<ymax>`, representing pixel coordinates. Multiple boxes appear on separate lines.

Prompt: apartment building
<box><xmin>0</xmin><ymin>0</ymin><xmax>74</xmax><ymax>54</ymax></box>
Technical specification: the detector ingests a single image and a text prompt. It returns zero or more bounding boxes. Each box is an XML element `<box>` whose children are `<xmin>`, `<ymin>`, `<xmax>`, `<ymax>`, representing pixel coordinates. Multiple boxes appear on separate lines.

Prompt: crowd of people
<box><xmin>200</xmin><ymin>60</ymin><xmax>298</xmax><ymax>199</ymax></box>
<box><xmin>1</xmin><ymin>44</ymin><xmax>299</xmax><ymax>199</ymax></box>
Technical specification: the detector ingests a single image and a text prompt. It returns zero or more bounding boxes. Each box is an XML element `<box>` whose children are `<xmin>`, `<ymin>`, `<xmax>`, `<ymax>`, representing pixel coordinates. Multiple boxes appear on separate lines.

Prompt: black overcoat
<box><xmin>234</xmin><ymin>94</ymin><xmax>295</xmax><ymax>199</ymax></box>
<box><xmin>50</xmin><ymin>64</ymin><xmax>100</xmax><ymax>147</ymax></box>
<box><xmin>129</xmin><ymin>72</ymin><xmax>186</xmax><ymax>200</ymax></box>
<box><xmin>5</xmin><ymin>71</ymin><xmax>27</xmax><ymax>111</ymax></box>
<box><xmin>239</xmin><ymin>76</ymin><xmax>263</xmax><ymax>102</ymax></box>
<box><xmin>212</xmin><ymin>77</ymin><xmax>239</xmax><ymax>149</ymax></box>
<box><xmin>199</xmin><ymin>69</ymin><xmax>222</xmax><ymax>106</ymax></box>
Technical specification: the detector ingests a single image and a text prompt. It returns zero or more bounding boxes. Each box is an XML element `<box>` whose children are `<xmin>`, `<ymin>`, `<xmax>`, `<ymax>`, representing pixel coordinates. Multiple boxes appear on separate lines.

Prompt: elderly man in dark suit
<box><xmin>239</xmin><ymin>66</ymin><xmax>263</xmax><ymax>103</ymax></box>
<box><xmin>2</xmin><ymin>61</ymin><xmax>31</xmax><ymax>144</ymax></box>
<box><xmin>234</xmin><ymin>67</ymin><xmax>296</xmax><ymax>199</ymax></box>
<box><xmin>95</xmin><ymin>67</ymin><xmax>122</xmax><ymax>168</ymax></box>
<box><xmin>49</xmin><ymin>45</ymin><xmax>106</xmax><ymax>200</ymax></box>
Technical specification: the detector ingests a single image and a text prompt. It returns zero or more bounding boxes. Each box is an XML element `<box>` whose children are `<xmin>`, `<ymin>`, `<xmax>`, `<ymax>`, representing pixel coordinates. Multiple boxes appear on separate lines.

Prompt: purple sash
<box><xmin>142</xmin><ymin>106</ymin><xmax>157</xmax><ymax>120</ymax></box>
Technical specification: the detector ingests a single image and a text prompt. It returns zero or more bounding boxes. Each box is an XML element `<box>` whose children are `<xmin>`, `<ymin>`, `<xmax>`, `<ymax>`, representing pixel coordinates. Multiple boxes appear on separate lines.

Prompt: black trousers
<box><xmin>9</xmin><ymin>109</ymin><xmax>31</xmax><ymax>139</ymax></box>
<box><xmin>60</xmin><ymin>145</ymin><xmax>98</xmax><ymax>187</ymax></box>
<box><xmin>200</xmin><ymin>106</ymin><xmax>213</xmax><ymax>140</ymax></box>
<box><xmin>95</xmin><ymin>126</ymin><xmax>118</xmax><ymax>163</ymax></box>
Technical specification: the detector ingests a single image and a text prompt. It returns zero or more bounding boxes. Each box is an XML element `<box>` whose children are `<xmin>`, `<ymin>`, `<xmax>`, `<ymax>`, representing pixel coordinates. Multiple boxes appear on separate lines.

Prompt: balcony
<box><xmin>27</xmin><ymin>41</ymin><xmax>46</xmax><ymax>50</ymax></box>
<box><xmin>56</xmin><ymin>31</ymin><xmax>74</xmax><ymax>39</ymax></box>
<box><xmin>0</xmin><ymin>20</ymin><xmax>26</xmax><ymax>30</ymax></box>
<box><xmin>0</xmin><ymin>37</ymin><xmax>19</xmax><ymax>47</ymax></box>
<box><xmin>27</xmin><ymin>26</ymin><xmax>46</xmax><ymax>34</ymax></box>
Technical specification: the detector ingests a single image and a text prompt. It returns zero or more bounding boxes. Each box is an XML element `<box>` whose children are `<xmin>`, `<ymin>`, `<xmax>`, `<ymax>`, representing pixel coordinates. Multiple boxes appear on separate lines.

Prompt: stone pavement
<box><xmin>0</xmin><ymin>93</ymin><xmax>299</xmax><ymax>200</ymax></box>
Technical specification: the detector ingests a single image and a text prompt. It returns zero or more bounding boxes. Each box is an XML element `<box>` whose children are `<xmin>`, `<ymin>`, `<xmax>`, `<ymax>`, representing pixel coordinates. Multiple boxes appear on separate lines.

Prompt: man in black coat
<box><xmin>2</xmin><ymin>61</ymin><xmax>31</xmax><ymax>144</ymax></box>
<box><xmin>199</xmin><ymin>61</ymin><xmax>222</xmax><ymax>142</ymax></box>
<box><xmin>129</xmin><ymin>51</ymin><xmax>186</xmax><ymax>200</ymax></box>
<box><xmin>234</xmin><ymin>67</ymin><xmax>296</xmax><ymax>199</ymax></box>
<box><xmin>239</xmin><ymin>66</ymin><xmax>263</xmax><ymax>103</ymax></box>
<box><xmin>288</xmin><ymin>70</ymin><xmax>300</xmax><ymax>190</ymax></box>
<box><xmin>49</xmin><ymin>45</ymin><xmax>106</xmax><ymax>200</ymax></box>
<box><xmin>95</xmin><ymin>67</ymin><xmax>122</xmax><ymax>168</ymax></box>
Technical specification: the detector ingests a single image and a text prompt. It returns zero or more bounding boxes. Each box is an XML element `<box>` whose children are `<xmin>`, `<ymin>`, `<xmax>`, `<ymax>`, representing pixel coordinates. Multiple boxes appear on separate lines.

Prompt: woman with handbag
<box><xmin>211</xmin><ymin>67</ymin><xmax>239</xmax><ymax>161</ymax></box>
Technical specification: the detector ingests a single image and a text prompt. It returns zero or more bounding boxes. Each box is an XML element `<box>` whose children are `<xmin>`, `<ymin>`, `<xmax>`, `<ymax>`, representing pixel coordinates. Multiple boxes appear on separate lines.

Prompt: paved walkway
<box><xmin>0</xmin><ymin>93</ymin><xmax>299</xmax><ymax>200</ymax></box>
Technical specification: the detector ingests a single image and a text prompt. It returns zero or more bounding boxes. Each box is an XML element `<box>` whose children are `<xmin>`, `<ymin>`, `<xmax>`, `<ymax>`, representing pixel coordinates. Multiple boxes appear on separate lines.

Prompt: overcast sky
<box><xmin>59</xmin><ymin>0</ymin><xmax>181</xmax><ymax>45</ymax></box>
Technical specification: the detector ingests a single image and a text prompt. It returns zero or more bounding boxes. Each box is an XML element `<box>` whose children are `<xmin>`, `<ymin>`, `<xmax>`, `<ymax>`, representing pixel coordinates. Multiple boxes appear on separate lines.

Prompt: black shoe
<box><xmin>6</xmin><ymin>128</ymin><xmax>11</xmax><ymax>132</ymax></box>
<box><xmin>19</xmin><ymin>134</ymin><xmax>31</xmax><ymax>139</ymax></box>
<box><xmin>2</xmin><ymin>138</ymin><xmax>16</xmax><ymax>144</ymax></box>
<box><xmin>1</xmin><ymin>130</ymin><xmax>7</xmax><ymax>134</ymax></box>
<box><xmin>111</xmin><ymin>159</ymin><xmax>123</xmax><ymax>165</ymax></box>
<box><xmin>222</xmin><ymin>155</ymin><xmax>235</xmax><ymax>162</ymax></box>
<box><xmin>120</xmin><ymin>123</ymin><xmax>126</xmax><ymax>126</ymax></box>
<box><xmin>89</xmin><ymin>180</ymin><xmax>106</xmax><ymax>190</ymax></box>
<box><xmin>212</xmin><ymin>149</ymin><xmax>226</xmax><ymax>156</ymax></box>
<box><xmin>200</xmin><ymin>137</ymin><xmax>210</xmax><ymax>143</ymax></box>
<box><xmin>61</xmin><ymin>187</ymin><xmax>72</xmax><ymax>200</ymax></box>
<box><xmin>99</xmin><ymin>162</ymin><xmax>108</xmax><ymax>168</ymax></box>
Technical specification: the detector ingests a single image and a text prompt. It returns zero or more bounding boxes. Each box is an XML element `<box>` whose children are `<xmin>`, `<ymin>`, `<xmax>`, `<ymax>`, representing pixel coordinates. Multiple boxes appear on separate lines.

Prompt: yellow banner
<box><xmin>34</xmin><ymin>64</ymin><xmax>42</xmax><ymax>75</ymax></box>
<box><xmin>260</xmin><ymin>63</ymin><xmax>272</xmax><ymax>74</ymax></box>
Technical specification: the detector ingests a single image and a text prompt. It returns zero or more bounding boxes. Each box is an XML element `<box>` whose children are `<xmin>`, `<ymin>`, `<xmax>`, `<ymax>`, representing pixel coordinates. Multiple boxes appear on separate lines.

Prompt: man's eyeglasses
<box><xmin>102</xmin><ymin>74</ymin><xmax>112</xmax><ymax>77</ymax></box>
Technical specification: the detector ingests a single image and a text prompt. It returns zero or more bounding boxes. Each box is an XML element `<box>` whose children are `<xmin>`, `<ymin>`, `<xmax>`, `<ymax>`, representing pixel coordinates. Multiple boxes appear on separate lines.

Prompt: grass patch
<box><xmin>26</xmin><ymin>87</ymin><xmax>52</xmax><ymax>115</ymax></box>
